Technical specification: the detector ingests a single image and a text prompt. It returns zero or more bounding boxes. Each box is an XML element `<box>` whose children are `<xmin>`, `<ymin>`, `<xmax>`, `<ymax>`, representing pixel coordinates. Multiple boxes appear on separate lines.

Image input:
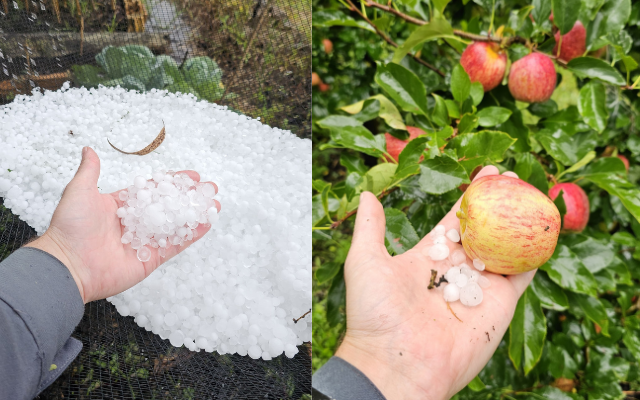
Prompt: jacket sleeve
<box><xmin>312</xmin><ymin>356</ymin><xmax>387</xmax><ymax>400</ymax></box>
<box><xmin>0</xmin><ymin>247</ymin><xmax>85</xmax><ymax>400</ymax></box>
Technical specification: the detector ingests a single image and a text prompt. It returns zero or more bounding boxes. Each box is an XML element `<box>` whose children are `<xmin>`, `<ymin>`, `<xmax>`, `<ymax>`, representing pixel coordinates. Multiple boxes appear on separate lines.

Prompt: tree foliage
<box><xmin>312</xmin><ymin>0</ymin><xmax>640</xmax><ymax>397</ymax></box>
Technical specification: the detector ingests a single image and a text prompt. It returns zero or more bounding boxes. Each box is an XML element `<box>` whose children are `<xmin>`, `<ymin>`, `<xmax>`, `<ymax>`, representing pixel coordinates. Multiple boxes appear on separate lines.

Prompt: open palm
<box><xmin>335</xmin><ymin>165</ymin><xmax>536</xmax><ymax>400</ymax></box>
<box><xmin>27</xmin><ymin>147</ymin><xmax>221</xmax><ymax>303</ymax></box>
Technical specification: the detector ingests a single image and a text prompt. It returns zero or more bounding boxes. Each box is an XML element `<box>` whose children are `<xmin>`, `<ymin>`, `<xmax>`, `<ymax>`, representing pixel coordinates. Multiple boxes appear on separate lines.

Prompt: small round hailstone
<box><xmin>459</xmin><ymin>263</ymin><xmax>471</xmax><ymax>275</ymax></box>
<box><xmin>433</xmin><ymin>225</ymin><xmax>446</xmax><ymax>236</ymax></box>
<box><xmin>473</xmin><ymin>258</ymin><xmax>485</xmax><ymax>271</ymax></box>
<box><xmin>460</xmin><ymin>282</ymin><xmax>483</xmax><ymax>306</ymax></box>
<box><xmin>427</xmin><ymin>244</ymin><xmax>450</xmax><ymax>261</ymax></box>
<box><xmin>137</xmin><ymin>246</ymin><xmax>151</xmax><ymax>262</ymax></box>
<box><xmin>446</xmin><ymin>229</ymin><xmax>460</xmax><ymax>243</ymax></box>
<box><xmin>445</xmin><ymin>266</ymin><xmax>461</xmax><ymax>282</ymax></box>
<box><xmin>467</xmin><ymin>270</ymin><xmax>480</xmax><ymax>282</ymax></box>
<box><xmin>455</xmin><ymin>273</ymin><xmax>469</xmax><ymax>288</ymax></box>
<box><xmin>450</xmin><ymin>249</ymin><xmax>466</xmax><ymax>265</ymax></box>
<box><xmin>169</xmin><ymin>330</ymin><xmax>184</xmax><ymax>347</ymax></box>
<box><xmin>477</xmin><ymin>275</ymin><xmax>491</xmax><ymax>288</ymax></box>
<box><xmin>433</xmin><ymin>235</ymin><xmax>447</xmax><ymax>244</ymax></box>
<box><xmin>443</xmin><ymin>283</ymin><xmax>460</xmax><ymax>302</ymax></box>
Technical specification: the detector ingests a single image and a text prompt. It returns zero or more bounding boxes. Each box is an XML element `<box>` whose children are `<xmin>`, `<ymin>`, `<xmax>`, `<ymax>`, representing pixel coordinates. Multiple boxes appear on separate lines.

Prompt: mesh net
<box><xmin>0</xmin><ymin>0</ymin><xmax>311</xmax><ymax>397</ymax></box>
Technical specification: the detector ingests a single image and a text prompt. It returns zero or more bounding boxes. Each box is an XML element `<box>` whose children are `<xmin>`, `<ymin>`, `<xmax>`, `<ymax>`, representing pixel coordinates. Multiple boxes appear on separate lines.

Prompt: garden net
<box><xmin>0</xmin><ymin>0</ymin><xmax>311</xmax><ymax>397</ymax></box>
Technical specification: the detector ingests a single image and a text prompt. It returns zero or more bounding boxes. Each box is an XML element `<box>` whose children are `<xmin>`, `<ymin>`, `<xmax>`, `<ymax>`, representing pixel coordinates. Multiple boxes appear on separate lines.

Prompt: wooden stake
<box><xmin>52</xmin><ymin>0</ymin><xmax>60</xmax><ymax>23</ymax></box>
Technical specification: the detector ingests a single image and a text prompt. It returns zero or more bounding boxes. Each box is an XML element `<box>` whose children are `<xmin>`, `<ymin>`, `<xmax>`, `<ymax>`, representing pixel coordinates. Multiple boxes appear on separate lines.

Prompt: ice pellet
<box><xmin>473</xmin><ymin>258</ymin><xmax>486</xmax><ymax>271</ymax></box>
<box><xmin>477</xmin><ymin>275</ymin><xmax>492</xmax><ymax>288</ymax></box>
<box><xmin>443</xmin><ymin>283</ymin><xmax>460</xmax><ymax>302</ymax></box>
<box><xmin>450</xmin><ymin>249</ymin><xmax>466</xmax><ymax>265</ymax></box>
<box><xmin>433</xmin><ymin>235</ymin><xmax>447</xmax><ymax>244</ymax></box>
<box><xmin>455</xmin><ymin>273</ymin><xmax>469</xmax><ymax>288</ymax></box>
<box><xmin>445</xmin><ymin>266</ymin><xmax>461</xmax><ymax>282</ymax></box>
<box><xmin>460</xmin><ymin>283</ymin><xmax>483</xmax><ymax>306</ymax></box>
<box><xmin>433</xmin><ymin>225</ymin><xmax>446</xmax><ymax>236</ymax></box>
<box><xmin>446</xmin><ymin>229</ymin><xmax>460</xmax><ymax>243</ymax></box>
<box><xmin>427</xmin><ymin>244</ymin><xmax>450</xmax><ymax>261</ymax></box>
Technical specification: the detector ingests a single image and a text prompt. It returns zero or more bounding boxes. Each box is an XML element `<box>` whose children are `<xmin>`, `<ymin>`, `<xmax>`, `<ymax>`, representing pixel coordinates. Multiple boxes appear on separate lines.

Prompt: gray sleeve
<box><xmin>312</xmin><ymin>356</ymin><xmax>387</xmax><ymax>400</ymax></box>
<box><xmin>0</xmin><ymin>247</ymin><xmax>85</xmax><ymax>400</ymax></box>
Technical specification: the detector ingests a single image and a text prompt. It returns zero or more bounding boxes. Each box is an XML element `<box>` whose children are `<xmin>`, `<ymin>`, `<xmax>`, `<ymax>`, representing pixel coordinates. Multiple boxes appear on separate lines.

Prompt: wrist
<box><xmin>25</xmin><ymin>228</ymin><xmax>86</xmax><ymax>303</ymax></box>
<box><xmin>336</xmin><ymin>336</ymin><xmax>445</xmax><ymax>400</ymax></box>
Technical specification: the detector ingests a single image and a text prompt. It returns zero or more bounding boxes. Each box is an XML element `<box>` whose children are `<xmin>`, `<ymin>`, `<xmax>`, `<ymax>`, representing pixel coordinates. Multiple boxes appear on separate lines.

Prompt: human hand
<box><xmin>335</xmin><ymin>165</ymin><xmax>536</xmax><ymax>400</ymax></box>
<box><xmin>26</xmin><ymin>147</ymin><xmax>221</xmax><ymax>303</ymax></box>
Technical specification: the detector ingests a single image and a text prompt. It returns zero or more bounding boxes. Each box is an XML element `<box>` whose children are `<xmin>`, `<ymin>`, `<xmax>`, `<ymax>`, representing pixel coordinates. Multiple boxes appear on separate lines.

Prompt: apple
<box><xmin>312</xmin><ymin>72</ymin><xmax>321</xmax><ymax>86</ymax></box>
<box><xmin>548</xmin><ymin>183</ymin><xmax>590</xmax><ymax>233</ymax></box>
<box><xmin>460</xmin><ymin>42</ymin><xmax>507</xmax><ymax>92</ymax></box>
<box><xmin>323</xmin><ymin>39</ymin><xmax>333</xmax><ymax>54</ymax></box>
<box><xmin>617</xmin><ymin>154</ymin><xmax>630</xmax><ymax>171</ymax></box>
<box><xmin>553</xmin><ymin>21</ymin><xmax>586</xmax><ymax>62</ymax></box>
<box><xmin>508</xmin><ymin>53</ymin><xmax>557</xmax><ymax>103</ymax></box>
<box><xmin>319</xmin><ymin>83</ymin><xmax>330</xmax><ymax>92</ymax></box>
<box><xmin>456</xmin><ymin>175</ymin><xmax>561</xmax><ymax>275</ymax></box>
<box><xmin>385</xmin><ymin>126</ymin><xmax>426</xmax><ymax>162</ymax></box>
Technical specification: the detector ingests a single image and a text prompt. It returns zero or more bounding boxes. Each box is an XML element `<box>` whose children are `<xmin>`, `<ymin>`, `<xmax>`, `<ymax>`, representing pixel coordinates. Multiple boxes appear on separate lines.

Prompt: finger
<box><xmin>70</xmin><ymin>147</ymin><xmax>101</xmax><ymax>189</ymax></box>
<box><xmin>502</xmin><ymin>171</ymin><xmax>518</xmax><ymax>178</ymax></box>
<box><xmin>175</xmin><ymin>170</ymin><xmax>200</xmax><ymax>182</ymax></box>
<box><xmin>410</xmin><ymin>165</ymin><xmax>500</xmax><ymax>255</ymax></box>
<box><xmin>350</xmin><ymin>191</ymin><xmax>386</xmax><ymax>254</ymax></box>
<box><xmin>507</xmin><ymin>269</ymin><xmax>537</xmax><ymax>297</ymax></box>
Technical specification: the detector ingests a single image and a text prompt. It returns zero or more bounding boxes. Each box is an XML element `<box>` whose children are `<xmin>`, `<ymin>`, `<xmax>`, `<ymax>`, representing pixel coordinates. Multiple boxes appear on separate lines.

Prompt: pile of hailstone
<box><xmin>0</xmin><ymin>85</ymin><xmax>311</xmax><ymax>360</ymax></box>
<box><xmin>423</xmin><ymin>225</ymin><xmax>491</xmax><ymax>307</ymax></box>
<box><xmin>118</xmin><ymin>172</ymin><xmax>219</xmax><ymax>262</ymax></box>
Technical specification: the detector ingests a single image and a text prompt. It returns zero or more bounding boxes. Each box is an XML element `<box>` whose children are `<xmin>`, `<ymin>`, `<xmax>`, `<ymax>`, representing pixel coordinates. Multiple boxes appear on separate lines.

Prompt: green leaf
<box><xmin>432</xmin><ymin>0</ymin><xmax>451</xmax><ymax>14</ymax></box>
<box><xmin>451</xmin><ymin>64</ymin><xmax>471</xmax><ymax>104</ymax></box>
<box><xmin>624</xmin><ymin>330</ymin><xmax>640</xmax><ymax>362</ymax></box>
<box><xmin>467</xmin><ymin>375</ymin><xmax>486</xmax><ymax>391</ymax></box>
<box><xmin>394</xmin><ymin>137</ymin><xmax>429</xmax><ymax>182</ymax></box>
<box><xmin>576</xmin><ymin>156</ymin><xmax>627</xmax><ymax>177</ymax></box>
<box><xmin>392</xmin><ymin>19</ymin><xmax>454</xmax><ymax>63</ymax></box>
<box><xmin>535</xmin><ymin>128</ymin><xmax>597</xmax><ymax>166</ymax></box>
<box><xmin>580</xmin><ymin>164</ymin><xmax>640</xmax><ymax>224</ymax></box>
<box><xmin>496</xmin><ymin>109</ymin><xmax>531</xmax><ymax>153</ymax></box>
<box><xmin>612</xmin><ymin>231</ymin><xmax>637</xmax><ymax>247</ymax></box>
<box><xmin>622</xmin><ymin>55</ymin><xmax>638</xmax><ymax>72</ymax></box>
<box><xmin>457</xmin><ymin>113</ymin><xmax>479</xmax><ymax>134</ymax></box>
<box><xmin>567</xmin><ymin>57</ymin><xmax>626</xmax><ymax>86</ymax></box>
<box><xmin>476</xmin><ymin>107</ymin><xmax>512</xmax><ymax>127</ymax></box>
<box><xmin>570</xmin><ymin>237</ymin><xmax>615</xmax><ymax>274</ymax></box>
<box><xmin>384</xmin><ymin>208</ymin><xmax>420</xmax><ymax>255</ymax></box>
<box><xmin>514</xmin><ymin>153</ymin><xmax>549</xmax><ymax>195</ymax></box>
<box><xmin>340</xmin><ymin>152</ymin><xmax>368</xmax><ymax>175</ymax></box>
<box><xmin>447</xmin><ymin>130</ymin><xmax>516</xmax><ymax>174</ymax></box>
<box><xmin>578</xmin><ymin>81</ymin><xmax>608</xmax><ymax>132</ymax></box>
<box><xmin>557</xmin><ymin>151</ymin><xmax>596</xmax><ymax>180</ymax></box>
<box><xmin>445</xmin><ymin>100</ymin><xmax>460</xmax><ymax>119</ymax></box>
<box><xmin>551</xmin><ymin>0</ymin><xmax>580</xmax><ymax>34</ymax></box>
<box><xmin>587</xmin><ymin>0</ymin><xmax>631</xmax><ymax>47</ymax></box>
<box><xmin>553</xmin><ymin>189</ymin><xmax>567</xmax><ymax>219</ymax></box>
<box><xmin>529</xmin><ymin>100</ymin><xmax>558</xmax><ymax>118</ymax></box>
<box><xmin>540</xmin><ymin>245</ymin><xmax>598</xmax><ymax>297</ymax></box>
<box><xmin>316</xmin><ymin>262</ymin><xmax>342</xmax><ymax>284</ymax></box>
<box><xmin>430</xmin><ymin>94</ymin><xmax>450</xmax><ymax>127</ymax></box>
<box><xmin>375</xmin><ymin>63</ymin><xmax>429</xmax><ymax>116</ymax></box>
<box><xmin>321</xmin><ymin>185</ymin><xmax>332</xmax><ymax>221</ymax></box>
<box><xmin>183</xmin><ymin>56</ymin><xmax>223</xmax><ymax>87</ymax></box>
<box><xmin>330</xmin><ymin>127</ymin><xmax>387</xmax><ymax>157</ymax></box>
<box><xmin>532</xmin><ymin>0</ymin><xmax>552</xmax><ymax>25</ymax></box>
<box><xmin>509</xmin><ymin>287</ymin><xmax>546</xmax><ymax>374</ymax></box>
<box><xmin>318</xmin><ymin>115</ymin><xmax>362</xmax><ymax>129</ymax></box>
<box><xmin>469</xmin><ymin>82</ymin><xmax>484</xmax><ymax>106</ymax></box>
<box><xmin>566</xmin><ymin>292</ymin><xmax>610</xmax><ymax>336</ymax></box>
<box><xmin>356</xmin><ymin>163</ymin><xmax>398</xmax><ymax>197</ymax></box>
<box><xmin>341</xmin><ymin>95</ymin><xmax>407</xmax><ymax>130</ymax></box>
<box><xmin>419</xmin><ymin>156</ymin><xmax>470</xmax><ymax>194</ymax></box>
<box><xmin>312</xmin><ymin>10</ymin><xmax>375</xmax><ymax>32</ymax></box>
<box><xmin>530</xmin><ymin>271</ymin><xmax>569</xmax><ymax>310</ymax></box>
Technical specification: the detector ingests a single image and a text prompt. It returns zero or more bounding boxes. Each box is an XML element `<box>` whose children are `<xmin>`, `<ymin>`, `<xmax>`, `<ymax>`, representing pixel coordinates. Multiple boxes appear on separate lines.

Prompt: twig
<box><xmin>293</xmin><ymin>309</ymin><xmax>311</xmax><ymax>323</ymax></box>
<box><xmin>75</xmin><ymin>0</ymin><xmax>84</xmax><ymax>55</ymax></box>
<box><xmin>1</xmin><ymin>0</ymin><xmax>7</xmax><ymax>16</ymax></box>
<box><xmin>447</xmin><ymin>303</ymin><xmax>463</xmax><ymax>322</ymax></box>
<box><xmin>330</xmin><ymin>186</ymin><xmax>399</xmax><ymax>229</ymax></box>
<box><xmin>346</xmin><ymin>0</ymin><xmax>444</xmax><ymax>77</ymax></box>
<box><xmin>220</xmin><ymin>0</ymin><xmax>270</xmax><ymax>102</ymax></box>
<box><xmin>364</xmin><ymin>1</ymin><xmax>426</xmax><ymax>25</ymax></box>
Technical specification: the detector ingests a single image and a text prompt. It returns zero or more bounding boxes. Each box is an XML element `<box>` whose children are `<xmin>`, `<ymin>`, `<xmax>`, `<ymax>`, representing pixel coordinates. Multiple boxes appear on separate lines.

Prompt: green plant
<box><xmin>312</xmin><ymin>0</ymin><xmax>640</xmax><ymax>397</ymax></box>
<box><xmin>71</xmin><ymin>45</ymin><xmax>226</xmax><ymax>102</ymax></box>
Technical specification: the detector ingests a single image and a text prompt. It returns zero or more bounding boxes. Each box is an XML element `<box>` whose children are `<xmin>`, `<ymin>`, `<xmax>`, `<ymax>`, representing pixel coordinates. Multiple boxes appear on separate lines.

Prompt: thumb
<box><xmin>350</xmin><ymin>191</ymin><xmax>387</xmax><ymax>255</ymax></box>
<box><xmin>71</xmin><ymin>147</ymin><xmax>101</xmax><ymax>188</ymax></box>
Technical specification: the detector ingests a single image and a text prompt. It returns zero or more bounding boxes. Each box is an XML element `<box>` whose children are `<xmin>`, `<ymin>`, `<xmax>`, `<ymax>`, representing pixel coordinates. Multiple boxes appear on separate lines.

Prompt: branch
<box><xmin>364</xmin><ymin>1</ymin><xmax>426</xmax><ymax>25</ymax></box>
<box><xmin>345</xmin><ymin>0</ymin><xmax>445</xmax><ymax>77</ymax></box>
<box><xmin>293</xmin><ymin>309</ymin><xmax>311</xmax><ymax>323</ymax></box>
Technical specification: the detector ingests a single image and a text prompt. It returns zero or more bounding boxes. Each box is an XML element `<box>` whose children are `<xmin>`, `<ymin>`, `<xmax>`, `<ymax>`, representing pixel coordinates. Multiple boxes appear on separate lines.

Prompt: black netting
<box><xmin>0</xmin><ymin>0</ymin><xmax>311</xmax><ymax>397</ymax></box>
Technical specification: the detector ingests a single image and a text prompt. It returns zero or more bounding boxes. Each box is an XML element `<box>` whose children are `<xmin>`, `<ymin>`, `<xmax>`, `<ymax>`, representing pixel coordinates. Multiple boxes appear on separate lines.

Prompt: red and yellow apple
<box><xmin>312</xmin><ymin>72</ymin><xmax>321</xmax><ymax>86</ymax></box>
<box><xmin>319</xmin><ymin>83</ymin><xmax>330</xmax><ymax>92</ymax></box>
<box><xmin>456</xmin><ymin>175</ymin><xmax>561</xmax><ymax>274</ymax></box>
<box><xmin>323</xmin><ymin>39</ymin><xmax>333</xmax><ymax>54</ymax></box>
<box><xmin>548</xmin><ymin>183</ymin><xmax>590</xmax><ymax>233</ymax></box>
<box><xmin>385</xmin><ymin>126</ymin><xmax>426</xmax><ymax>162</ymax></box>
<box><xmin>460</xmin><ymin>42</ymin><xmax>507</xmax><ymax>92</ymax></box>
<box><xmin>553</xmin><ymin>21</ymin><xmax>586</xmax><ymax>62</ymax></box>
<box><xmin>508</xmin><ymin>53</ymin><xmax>557</xmax><ymax>103</ymax></box>
<box><xmin>617</xmin><ymin>154</ymin><xmax>630</xmax><ymax>171</ymax></box>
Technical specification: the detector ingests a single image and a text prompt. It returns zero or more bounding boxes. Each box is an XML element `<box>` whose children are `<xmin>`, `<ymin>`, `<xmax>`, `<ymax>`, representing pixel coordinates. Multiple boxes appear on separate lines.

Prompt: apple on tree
<box><xmin>460</xmin><ymin>42</ymin><xmax>507</xmax><ymax>92</ymax></box>
<box><xmin>508</xmin><ymin>53</ymin><xmax>557</xmax><ymax>103</ymax></box>
<box><xmin>384</xmin><ymin>126</ymin><xmax>426</xmax><ymax>162</ymax></box>
<box><xmin>553</xmin><ymin>21</ymin><xmax>587</xmax><ymax>62</ymax></box>
<box><xmin>548</xmin><ymin>183</ymin><xmax>590</xmax><ymax>233</ymax></box>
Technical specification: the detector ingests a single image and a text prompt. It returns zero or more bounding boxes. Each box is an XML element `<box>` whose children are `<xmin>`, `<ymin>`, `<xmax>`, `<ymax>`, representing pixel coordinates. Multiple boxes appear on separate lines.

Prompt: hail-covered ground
<box><xmin>0</xmin><ymin>85</ymin><xmax>311</xmax><ymax>360</ymax></box>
